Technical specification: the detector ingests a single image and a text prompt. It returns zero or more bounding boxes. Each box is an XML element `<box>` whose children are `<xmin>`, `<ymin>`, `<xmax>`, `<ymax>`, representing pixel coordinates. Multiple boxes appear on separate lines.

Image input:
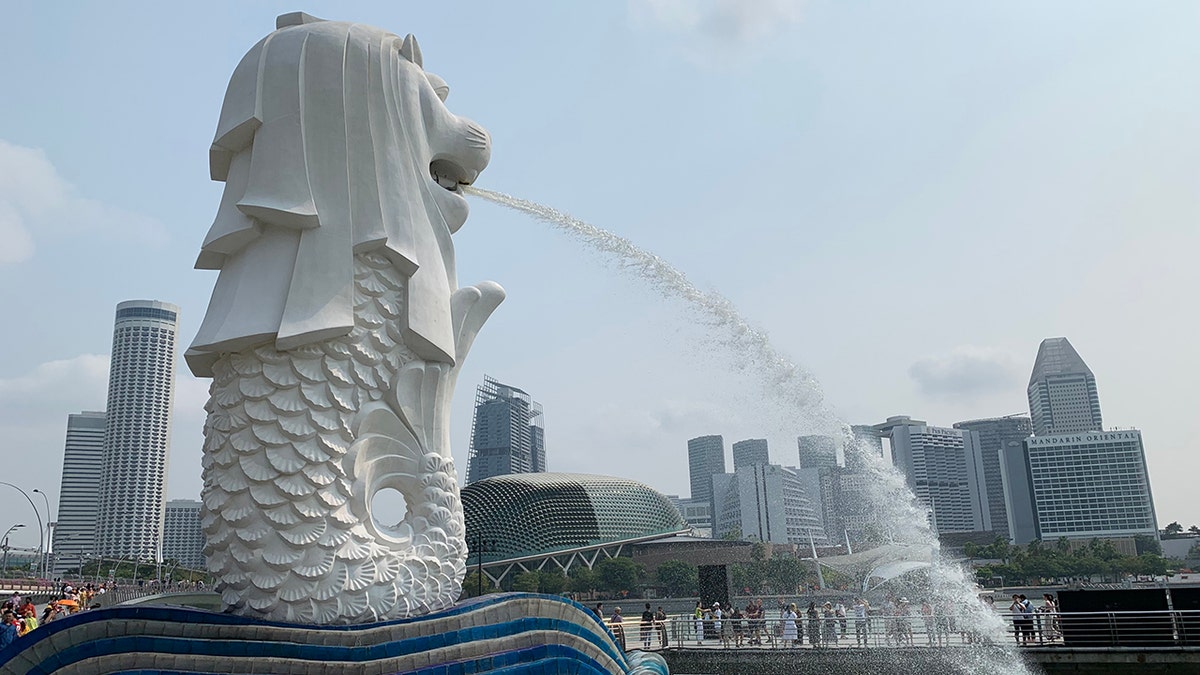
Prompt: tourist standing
<box><xmin>822</xmin><ymin>602</ymin><xmax>838</xmax><ymax>645</ymax></box>
<box><xmin>806</xmin><ymin>602</ymin><xmax>820</xmax><ymax>647</ymax></box>
<box><xmin>920</xmin><ymin>599</ymin><xmax>935</xmax><ymax>645</ymax></box>
<box><xmin>852</xmin><ymin>597</ymin><xmax>869</xmax><ymax>646</ymax></box>
<box><xmin>731</xmin><ymin>606</ymin><xmax>745</xmax><ymax>647</ymax></box>
<box><xmin>782</xmin><ymin>603</ymin><xmax>799</xmax><ymax>645</ymax></box>
<box><xmin>1018</xmin><ymin>595</ymin><xmax>1035</xmax><ymax>644</ymax></box>
<box><xmin>1009</xmin><ymin>595</ymin><xmax>1029</xmax><ymax>643</ymax></box>
<box><xmin>934</xmin><ymin>598</ymin><xmax>952</xmax><ymax>646</ymax></box>
<box><xmin>609</xmin><ymin>607</ymin><xmax>625</xmax><ymax>651</ymax></box>
<box><xmin>1040</xmin><ymin>594</ymin><xmax>1059</xmax><ymax>641</ymax></box>
<box><xmin>896</xmin><ymin>597</ymin><xmax>914</xmax><ymax>646</ymax></box>
<box><xmin>694</xmin><ymin>601</ymin><xmax>704</xmax><ymax>645</ymax></box>
<box><xmin>712</xmin><ymin>602</ymin><xmax>723</xmax><ymax>636</ymax></box>
<box><xmin>640</xmin><ymin>603</ymin><xmax>654</xmax><ymax>649</ymax></box>
<box><xmin>655</xmin><ymin>606</ymin><xmax>668</xmax><ymax>648</ymax></box>
<box><xmin>0</xmin><ymin>611</ymin><xmax>17</xmax><ymax>651</ymax></box>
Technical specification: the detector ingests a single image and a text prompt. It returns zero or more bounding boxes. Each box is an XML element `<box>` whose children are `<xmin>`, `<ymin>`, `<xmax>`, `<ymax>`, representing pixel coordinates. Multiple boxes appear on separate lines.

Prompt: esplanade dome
<box><xmin>461</xmin><ymin>473</ymin><xmax>688</xmax><ymax>561</ymax></box>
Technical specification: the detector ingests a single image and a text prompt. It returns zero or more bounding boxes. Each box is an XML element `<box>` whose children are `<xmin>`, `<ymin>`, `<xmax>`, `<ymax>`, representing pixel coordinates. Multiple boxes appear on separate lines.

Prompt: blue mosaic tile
<box><xmin>2</xmin><ymin>594</ymin><xmax>645</xmax><ymax>675</ymax></box>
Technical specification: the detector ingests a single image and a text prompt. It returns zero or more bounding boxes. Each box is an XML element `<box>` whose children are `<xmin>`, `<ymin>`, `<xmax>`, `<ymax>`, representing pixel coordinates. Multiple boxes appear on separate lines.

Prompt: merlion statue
<box><xmin>186</xmin><ymin>12</ymin><xmax>502</xmax><ymax>624</ymax></box>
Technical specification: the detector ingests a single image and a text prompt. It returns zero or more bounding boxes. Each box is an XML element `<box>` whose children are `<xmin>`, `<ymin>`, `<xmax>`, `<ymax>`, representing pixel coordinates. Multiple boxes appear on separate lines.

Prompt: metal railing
<box><xmin>1000</xmin><ymin>609</ymin><xmax>1200</xmax><ymax>648</ymax></box>
<box><xmin>626</xmin><ymin>609</ymin><xmax>1200</xmax><ymax>650</ymax></box>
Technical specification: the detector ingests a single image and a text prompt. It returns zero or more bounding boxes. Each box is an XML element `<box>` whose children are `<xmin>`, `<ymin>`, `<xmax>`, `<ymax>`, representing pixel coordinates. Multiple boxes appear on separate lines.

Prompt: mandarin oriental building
<box><xmin>1002</xmin><ymin>430</ymin><xmax>1158</xmax><ymax>544</ymax></box>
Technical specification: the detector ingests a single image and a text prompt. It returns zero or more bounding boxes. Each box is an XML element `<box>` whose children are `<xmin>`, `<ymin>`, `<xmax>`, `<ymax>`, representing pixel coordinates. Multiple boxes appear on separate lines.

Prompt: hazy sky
<box><xmin>1</xmin><ymin>1</ymin><xmax>1197</xmax><ymax>553</ymax></box>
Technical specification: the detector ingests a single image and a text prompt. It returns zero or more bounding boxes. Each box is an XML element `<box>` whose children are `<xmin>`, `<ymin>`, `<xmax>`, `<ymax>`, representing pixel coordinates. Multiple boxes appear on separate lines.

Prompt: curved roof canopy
<box><xmin>462</xmin><ymin>473</ymin><xmax>687</xmax><ymax>561</ymax></box>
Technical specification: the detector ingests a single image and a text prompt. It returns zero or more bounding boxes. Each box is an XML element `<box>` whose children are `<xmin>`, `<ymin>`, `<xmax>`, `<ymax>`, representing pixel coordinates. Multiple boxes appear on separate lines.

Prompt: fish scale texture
<box><xmin>200</xmin><ymin>251</ymin><xmax>466</xmax><ymax>624</ymax></box>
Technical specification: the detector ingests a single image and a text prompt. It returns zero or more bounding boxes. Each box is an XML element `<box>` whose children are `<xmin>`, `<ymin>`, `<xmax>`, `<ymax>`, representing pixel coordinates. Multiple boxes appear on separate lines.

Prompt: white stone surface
<box><xmin>188</xmin><ymin>13</ymin><xmax>500</xmax><ymax>624</ymax></box>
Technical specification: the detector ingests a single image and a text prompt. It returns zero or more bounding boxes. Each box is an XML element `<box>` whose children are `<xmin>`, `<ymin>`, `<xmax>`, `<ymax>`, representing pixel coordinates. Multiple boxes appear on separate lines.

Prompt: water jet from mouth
<box><xmin>466</xmin><ymin>185</ymin><xmax>1031</xmax><ymax>674</ymax></box>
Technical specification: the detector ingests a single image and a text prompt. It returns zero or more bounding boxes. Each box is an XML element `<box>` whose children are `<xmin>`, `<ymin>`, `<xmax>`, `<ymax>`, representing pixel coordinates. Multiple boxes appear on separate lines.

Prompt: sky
<box><xmin>1</xmin><ymin>1</ymin><xmax>1197</xmax><ymax>553</ymax></box>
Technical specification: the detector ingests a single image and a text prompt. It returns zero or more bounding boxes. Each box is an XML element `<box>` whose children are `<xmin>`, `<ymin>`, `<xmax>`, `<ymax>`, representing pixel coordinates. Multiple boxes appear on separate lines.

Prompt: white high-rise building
<box><xmin>1027</xmin><ymin>337</ymin><xmax>1103</xmax><ymax>436</ymax></box>
<box><xmin>712</xmin><ymin>463</ymin><xmax>827</xmax><ymax>545</ymax></box>
<box><xmin>163</xmin><ymin>499</ymin><xmax>205</xmax><ymax>570</ymax></box>
<box><xmin>1003</xmin><ymin>430</ymin><xmax>1158</xmax><ymax>544</ymax></box>
<box><xmin>52</xmin><ymin>411</ymin><xmax>106</xmax><ymax>573</ymax></box>
<box><xmin>876</xmin><ymin>417</ymin><xmax>991</xmax><ymax>534</ymax></box>
<box><xmin>95</xmin><ymin>300</ymin><xmax>179</xmax><ymax>561</ymax></box>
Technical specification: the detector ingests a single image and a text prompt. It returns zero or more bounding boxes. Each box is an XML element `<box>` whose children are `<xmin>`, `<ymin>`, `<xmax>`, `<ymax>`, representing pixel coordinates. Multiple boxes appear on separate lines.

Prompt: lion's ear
<box><xmin>400</xmin><ymin>34</ymin><xmax>423</xmax><ymax>68</ymax></box>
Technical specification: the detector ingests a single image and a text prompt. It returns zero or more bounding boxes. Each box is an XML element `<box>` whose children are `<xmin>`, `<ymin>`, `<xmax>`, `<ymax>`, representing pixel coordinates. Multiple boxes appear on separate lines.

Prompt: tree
<box><xmin>656</xmin><ymin>560</ymin><xmax>698</xmax><ymax>597</ymax></box>
<box><xmin>1164</xmin><ymin>522</ymin><xmax>1184</xmax><ymax>535</ymax></box>
<box><xmin>595</xmin><ymin>557</ymin><xmax>641</xmax><ymax>594</ymax></box>
<box><xmin>1186</xmin><ymin>542</ymin><xmax>1200</xmax><ymax>562</ymax></box>
<box><xmin>1189</xmin><ymin>525</ymin><xmax>1200</xmax><ymax>535</ymax></box>
<box><xmin>983</xmin><ymin>537</ymin><xmax>1012</xmax><ymax>564</ymax></box>
<box><xmin>568</xmin><ymin>566</ymin><xmax>595</xmax><ymax>594</ymax></box>
<box><xmin>750</xmin><ymin>542</ymin><xmax>767</xmax><ymax>562</ymax></box>
<box><xmin>538</xmin><ymin>570</ymin><xmax>568</xmax><ymax>595</ymax></box>
<box><xmin>512</xmin><ymin>571</ymin><xmax>541</xmax><ymax>593</ymax></box>
<box><xmin>963</xmin><ymin>542</ymin><xmax>979</xmax><ymax>559</ymax></box>
<box><xmin>460</xmin><ymin>571</ymin><xmax>495</xmax><ymax>597</ymax></box>
<box><xmin>1141</xmin><ymin>555</ymin><xmax>1168</xmax><ymax>576</ymax></box>
<box><xmin>1134</xmin><ymin>535</ymin><xmax>1162</xmax><ymax>556</ymax></box>
<box><xmin>765</xmin><ymin>556</ymin><xmax>805</xmax><ymax>595</ymax></box>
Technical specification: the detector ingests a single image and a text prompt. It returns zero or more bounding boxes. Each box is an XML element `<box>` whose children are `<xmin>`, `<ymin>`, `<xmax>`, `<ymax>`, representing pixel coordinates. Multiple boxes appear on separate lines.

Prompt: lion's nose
<box><xmin>456</xmin><ymin>118</ymin><xmax>490</xmax><ymax>183</ymax></box>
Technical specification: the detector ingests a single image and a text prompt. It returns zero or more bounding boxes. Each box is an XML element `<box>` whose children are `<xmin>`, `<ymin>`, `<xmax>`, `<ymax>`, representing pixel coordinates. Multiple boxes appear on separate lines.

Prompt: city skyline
<box><xmin>1</xmin><ymin>3</ymin><xmax>1197</xmax><ymax>552</ymax></box>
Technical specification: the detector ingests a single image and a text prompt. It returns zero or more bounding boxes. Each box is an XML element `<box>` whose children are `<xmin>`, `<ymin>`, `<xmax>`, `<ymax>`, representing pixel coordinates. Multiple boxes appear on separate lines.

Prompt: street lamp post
<box><xmin>32</xmin><ymin>488</ymin><xmax>52</xmax><ymax>580</ymax></box>
<box><xmin>2</xmin><ymin>524</ymin><xmax>27</xmax><ymax>576</ymax></box>
<box><xmin>472</xmin><ymin>534</ymin><xmax>496</xmax><ymax>597</ymax></box>
<box><xmin>0</xmin><ymin>483</ymin><xmax>44</xmax><ymax>582</ymax></box>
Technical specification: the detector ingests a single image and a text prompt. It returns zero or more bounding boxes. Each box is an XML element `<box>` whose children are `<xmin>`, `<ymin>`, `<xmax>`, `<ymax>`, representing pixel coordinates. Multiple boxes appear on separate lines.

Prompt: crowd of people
<box><xmin>590</xmin><ymin>592</ymin><xmax>1062</xmax><ymax>651</ymax></box>
<box><xmin>591</xmin><ymin>603</ymin><xmax>671</xmax><ymax>650</ymax></box>
<box><xmin>0</xmin><ymin>582</ymin><xmax>113</xmax><ymax>649</ymax></box>
<box><xmin>1008</xmin><ymin>593</ymin><xmax>1060</xmax><ymax>644</ymax></box>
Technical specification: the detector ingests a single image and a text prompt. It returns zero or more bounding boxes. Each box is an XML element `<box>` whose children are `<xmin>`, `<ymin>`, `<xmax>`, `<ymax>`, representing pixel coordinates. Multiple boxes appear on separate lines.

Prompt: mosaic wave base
<box><xmin>0</xmin><ymin>593</ymin><xmax>668</xmax><ymax>675</ymax></box>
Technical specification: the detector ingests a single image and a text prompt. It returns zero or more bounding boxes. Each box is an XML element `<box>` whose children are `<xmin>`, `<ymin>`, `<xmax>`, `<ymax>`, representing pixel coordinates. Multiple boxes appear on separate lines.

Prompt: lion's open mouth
<box><xmin>430</xmin><ymin>159</ymin><xmax>470</xmax><ymax>193</ymax></box>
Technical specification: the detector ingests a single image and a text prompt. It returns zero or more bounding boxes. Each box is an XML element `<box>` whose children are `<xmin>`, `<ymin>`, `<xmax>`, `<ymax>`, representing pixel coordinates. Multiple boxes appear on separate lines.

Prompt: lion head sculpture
<box><xmin>187</xmin><ymin>12</ymin><xmax>491</xmax><ymax>377</ymax></box>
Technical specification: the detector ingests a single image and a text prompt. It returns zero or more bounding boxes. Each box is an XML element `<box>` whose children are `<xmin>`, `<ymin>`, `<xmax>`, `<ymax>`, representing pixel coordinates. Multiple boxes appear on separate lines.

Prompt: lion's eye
<box><xmin>425</xmin><ymin>73</ymin><xmax>450</xmax><ymax>102</ymax></box>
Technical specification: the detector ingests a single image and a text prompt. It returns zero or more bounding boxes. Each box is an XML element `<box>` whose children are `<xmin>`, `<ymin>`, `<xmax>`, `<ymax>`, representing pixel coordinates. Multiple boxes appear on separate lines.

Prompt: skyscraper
<box><xmin>877</xmin><ymin>418</ymin><xmax>990</xmax><ymax>534</ymax></box>
<box><xmin>1027</xmin><ymin>337</ymin><xmax>1103</xmax><ymax>436</ymax></box>
<box><xmin>846</xmin><ymin>425</ymin><xmax>884</xmax><ymax>470</ymax></box>
<box><xmin>95</xmin><ymin>300</ymin><xmax>179</xmax><ymax>560</ymax></box>
<box><xmin>1002</xmin><ymin>430</ymin><xmax>1158</xmax><ymax>544</ymax></box>
<box><xmin>712</xmin><ymin>463</ymin><xmax>827</xmax><ymax>545</ymax></box>
<box><xmin>52</xmin><ymin>411</ymin><xmax>106</xmax><ymax>572</ymax></box>
<box><xmin>953</xmin><ymin>415</ymin><xmax>1032</xmax><ymax>541</ymax></box>
<box><xmin>687</xmin><ymin>435</ymin><xmax>725</xmax><ymax>505</ymax></box>
<box><xmin>797</xmin><ymin>435</ymin><xmax>839</xmax><ymax>471</ymax></box>
<box><xmin>466</xmin><ymin>376</ymin><xmax>546</xmax><ymax>484</ymax></box>
<box><xmin>162</xmin><ymin>499</ymin><xmax>205</xmax><ymax>570</ymax></box>
<box><xmin>731</xmin><ymin>438</ymin><xmax>769</xmax><ymax>470</ymax></box>
<box><xmin>1000</xmin><ymin>338</ymin><xmax>1158</xmax><ymax>545</ymax></box>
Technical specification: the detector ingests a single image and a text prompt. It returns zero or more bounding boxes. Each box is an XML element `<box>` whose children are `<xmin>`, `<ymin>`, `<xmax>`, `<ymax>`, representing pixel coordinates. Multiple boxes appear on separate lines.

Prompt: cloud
<box><xmin>0</xmin><ymin>354</ymin><xmax>110</xmax><ymax>409</ymax></box>
<box><xmin>0</xmin><ymin>355</ymin><xmax>111</xmax><ymax>549</ymax></box>
<box><xmin>0</xmin><ymin>356</ymin><xmax>217</xmax><ymax>547</ymax></box>
<box><xmin>631</xmin><ymin>0</ymin><xmax>806</xmax><ymax>46</ymax></box>
<box><xmin>908</xmin><ymin>347</ymin><xmax>1021</xmax><ymax>400</ymax></box>
<box><xmin>0</xmin><ymin>139</ymin><xmax>167</xmax><ymax>265</ymax></box>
